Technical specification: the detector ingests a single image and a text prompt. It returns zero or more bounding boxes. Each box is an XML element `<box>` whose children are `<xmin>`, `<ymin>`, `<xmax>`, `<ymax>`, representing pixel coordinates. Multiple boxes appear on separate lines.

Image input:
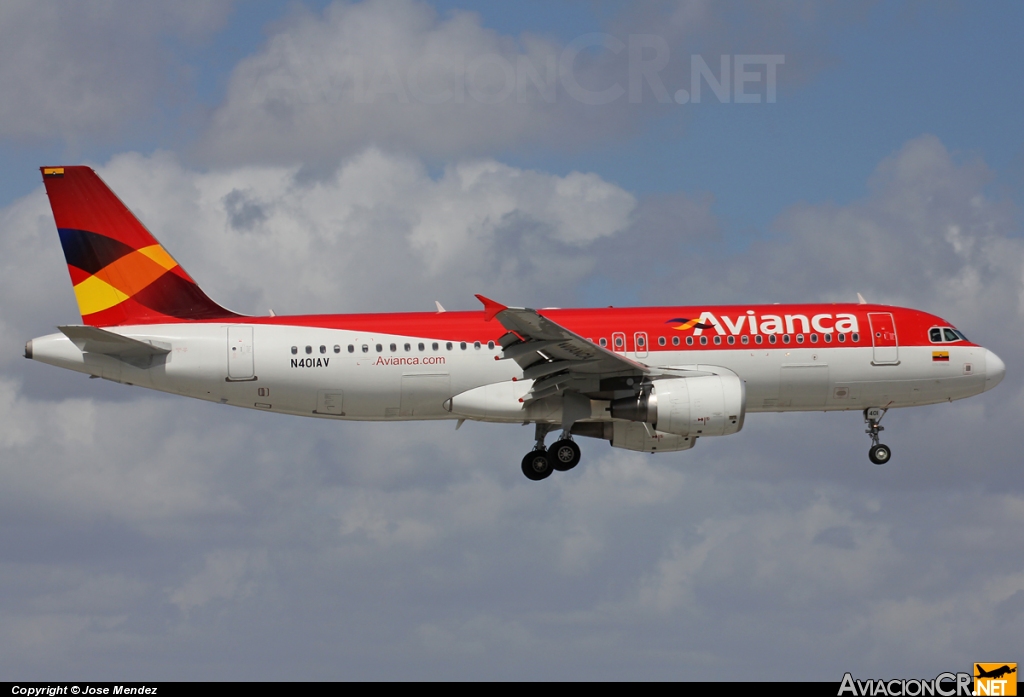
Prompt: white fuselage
<box><xmin>28</xmin><ymin>323</ymin><xmax>999</xmax><ymax>424</ymax></box>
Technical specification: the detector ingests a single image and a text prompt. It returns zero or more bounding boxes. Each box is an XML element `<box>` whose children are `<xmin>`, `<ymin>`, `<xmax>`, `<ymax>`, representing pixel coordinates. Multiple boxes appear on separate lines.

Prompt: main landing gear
<box><xmin>864</xmin><ymin>407</ymin><xmax>892</xmax><ymax>465</ymax></box>
<box><xmin>521</xmin><ymin>423</ymin><xmax>582</xmax><ymax>481</ymax></box>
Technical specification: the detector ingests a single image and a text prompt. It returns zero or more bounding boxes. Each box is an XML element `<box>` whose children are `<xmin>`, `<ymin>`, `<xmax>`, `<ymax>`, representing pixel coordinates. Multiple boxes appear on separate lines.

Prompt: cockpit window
<box><xmin>930</xmin><ymin>326</ymin><xmax>968</xmax><ymax>343</ymax></box>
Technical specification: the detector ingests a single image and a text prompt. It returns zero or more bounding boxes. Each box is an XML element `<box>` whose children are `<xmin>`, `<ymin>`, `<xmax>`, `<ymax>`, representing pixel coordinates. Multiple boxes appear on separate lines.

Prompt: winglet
<box><xmin>475</xmin><ymin>294</ymin><xmax>507</xmax><ymax>322</ymax></box>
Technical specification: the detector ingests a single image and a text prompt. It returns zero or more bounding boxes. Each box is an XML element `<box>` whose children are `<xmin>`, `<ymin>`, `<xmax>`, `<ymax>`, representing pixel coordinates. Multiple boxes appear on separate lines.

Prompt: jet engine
<box><xmin>610</xmin><ymin>375</ymin><xmax>746</xmax><ymax>438</ymax></box>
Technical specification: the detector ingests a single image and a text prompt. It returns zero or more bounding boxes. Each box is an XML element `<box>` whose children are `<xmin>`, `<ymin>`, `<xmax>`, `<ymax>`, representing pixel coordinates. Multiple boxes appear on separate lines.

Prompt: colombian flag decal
<box><xmin>932</xmin><ymin>351</ymin><xmax>950</xmax><ymax>362</ymax></box>
<box><xmin>666</xmin><ymin>318</ymin><xmax>716</xmax><ymax>331</ymax></box>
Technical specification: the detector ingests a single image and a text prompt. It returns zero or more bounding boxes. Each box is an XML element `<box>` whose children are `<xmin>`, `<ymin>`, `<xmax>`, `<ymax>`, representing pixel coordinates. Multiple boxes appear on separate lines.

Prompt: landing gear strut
<box><xmin>521</xmin><ymin>423</ymin><xmax>581</xmax><ymax>480</ymax></box>
<box><xmin>864</xmin><ymin>407</ymin><xmax>892</xmax><ymax>465</ymax></box>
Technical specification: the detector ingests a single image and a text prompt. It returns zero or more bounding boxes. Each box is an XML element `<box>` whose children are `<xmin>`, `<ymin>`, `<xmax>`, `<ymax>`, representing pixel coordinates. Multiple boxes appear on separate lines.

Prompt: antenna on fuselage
<box><xmin>856</xmin><ymin>293</ymin><xmax>867</xmax><ymax>305</ymax></box>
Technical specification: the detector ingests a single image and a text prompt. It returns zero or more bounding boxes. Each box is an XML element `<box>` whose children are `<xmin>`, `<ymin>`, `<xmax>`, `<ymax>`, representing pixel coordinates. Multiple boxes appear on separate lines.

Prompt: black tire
<box><xmin>521</xmin><ymin>450</ymin><xmax>554</xmax><ymax>480</ymax></box>
<box><xmin>869</xmin><ymin>444</ymin><xmax>891</xmax><ymax>465</ymax></box>
<box><xmin>548</xmin><ymin>439</ymin><xmax>581</xmax><ymax>471</ymax></box>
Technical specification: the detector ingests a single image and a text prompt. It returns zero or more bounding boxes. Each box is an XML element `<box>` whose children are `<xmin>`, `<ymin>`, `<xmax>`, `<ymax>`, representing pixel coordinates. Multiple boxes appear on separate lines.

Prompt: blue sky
<box><xmin>5</xmin><ymin>2</ymin><xmax>1023</xmax><ymax>230</ymax></box>
<box><xmin>1</xmin><ymin>0</ymin><xmax>1022</xmax><ymax>680</ymax></box>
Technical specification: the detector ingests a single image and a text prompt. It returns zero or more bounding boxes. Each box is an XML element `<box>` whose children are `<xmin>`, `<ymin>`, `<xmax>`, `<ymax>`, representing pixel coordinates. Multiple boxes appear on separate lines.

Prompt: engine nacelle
<box><xmin>610</xmin><ymin>422</ymin><xmax>696</xmax><ymax>453</ymax></box>
<box><xmin>610</xmin><ymin>375</ymin><xmax>746</xmax><ymax>438</ymax></box>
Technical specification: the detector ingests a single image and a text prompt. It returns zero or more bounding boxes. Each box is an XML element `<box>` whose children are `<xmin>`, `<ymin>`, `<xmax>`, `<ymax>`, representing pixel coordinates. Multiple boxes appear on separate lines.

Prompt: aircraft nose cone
<box><xmin>984</xmin><ymin>349</ymin><xmax>1005</xmax><ymax>391</ymax></box>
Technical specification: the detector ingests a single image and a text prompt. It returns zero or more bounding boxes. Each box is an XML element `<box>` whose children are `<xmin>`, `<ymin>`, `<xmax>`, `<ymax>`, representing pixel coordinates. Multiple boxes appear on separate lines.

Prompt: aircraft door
<box><xmin>868</xmin><ymin>313</ymin><xmax>899</xmax><ymax>365</ymax></box>
<box><xmin>227</xmin><ymin>326</ymin><xmax>255</xmax><ymax>380</ymax></box>
<box><xmin>634</xmin><ymin>332</ymin><xmax>648</xmax><ymax>358</ymax></box>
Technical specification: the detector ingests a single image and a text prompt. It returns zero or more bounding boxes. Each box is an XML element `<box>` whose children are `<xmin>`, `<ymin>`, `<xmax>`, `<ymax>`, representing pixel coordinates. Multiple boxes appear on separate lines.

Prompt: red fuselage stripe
<box><xmin>171</xmin><ymin>304</ymin><xmax>973</xmax><ymax>350</ymax></box>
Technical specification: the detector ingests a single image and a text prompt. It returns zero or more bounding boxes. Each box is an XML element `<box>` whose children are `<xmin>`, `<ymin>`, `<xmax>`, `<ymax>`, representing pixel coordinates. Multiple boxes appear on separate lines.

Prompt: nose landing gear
<box><xmin>864</xmin><ymin>407</ymin><xmax>892</xmax><ymax>465</ymax></box>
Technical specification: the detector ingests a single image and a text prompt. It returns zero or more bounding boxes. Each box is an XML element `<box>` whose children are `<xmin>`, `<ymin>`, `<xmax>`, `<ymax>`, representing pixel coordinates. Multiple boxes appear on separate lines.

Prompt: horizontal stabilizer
<box><xmin>59</xmin><ymin>325</ymin><xmax>170</xmax><ymax>368</ymax></box>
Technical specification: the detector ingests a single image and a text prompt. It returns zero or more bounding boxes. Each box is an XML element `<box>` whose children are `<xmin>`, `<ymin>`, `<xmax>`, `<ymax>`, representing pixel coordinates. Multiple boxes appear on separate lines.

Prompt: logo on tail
<box><xmin>42</xmin><ymin>166</ymin><xmax>239</xmax><ymax>326</ymax></box>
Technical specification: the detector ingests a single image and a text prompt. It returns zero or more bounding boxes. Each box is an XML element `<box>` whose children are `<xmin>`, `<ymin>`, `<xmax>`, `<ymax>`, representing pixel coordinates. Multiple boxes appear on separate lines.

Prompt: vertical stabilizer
<box><xmin>40</xmin><ymin>166</ymin><xmax>239</xmax><ymax>326</ymax></box>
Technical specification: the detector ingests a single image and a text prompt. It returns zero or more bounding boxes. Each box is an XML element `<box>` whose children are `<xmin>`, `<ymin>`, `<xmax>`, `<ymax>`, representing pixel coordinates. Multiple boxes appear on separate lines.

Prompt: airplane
<box><xmin>25</xmin><ymin>166</ymin><xmax>1006</xmax><ymax>481</ymax></box>
<box><xmin>975</xmin><ymin>665</ymin><xmax>1016</xmax><ymax>680</ymax></box>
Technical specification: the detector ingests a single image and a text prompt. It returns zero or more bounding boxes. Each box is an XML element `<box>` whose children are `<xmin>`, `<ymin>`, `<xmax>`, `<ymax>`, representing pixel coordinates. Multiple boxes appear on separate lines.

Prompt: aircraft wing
<box><xmin>476</xmin><ymin>295</ymin><xmax>712</xmax><ymax>402</ymax></box>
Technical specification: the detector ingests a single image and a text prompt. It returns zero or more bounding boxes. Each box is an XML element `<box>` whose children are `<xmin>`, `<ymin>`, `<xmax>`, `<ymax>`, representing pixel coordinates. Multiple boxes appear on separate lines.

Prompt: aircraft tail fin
<box><xmin>40</xmin><ymin>166</ymin><xmax>240</xmax><ymax>327</ymax></box>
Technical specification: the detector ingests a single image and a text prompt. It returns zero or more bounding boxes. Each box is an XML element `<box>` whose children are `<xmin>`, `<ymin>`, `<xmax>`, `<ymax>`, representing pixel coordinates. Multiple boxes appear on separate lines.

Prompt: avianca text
<box><xmin>374</xmin><ymin>356</ymin><xmax>446</xmax><ymax>366</ymax></box>
<box><xmin>689</xmin><ymin>311</ymin><xmax>860</xmax><ymax>335</ymax></box>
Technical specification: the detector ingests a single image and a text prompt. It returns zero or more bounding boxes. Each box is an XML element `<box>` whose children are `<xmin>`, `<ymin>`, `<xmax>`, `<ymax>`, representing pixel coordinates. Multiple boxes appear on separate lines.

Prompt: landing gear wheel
<box><xmin>521</xmin><ymin>450</ymin><xmax>554</xmax><ymax>481</ymax></box>
<box><xmin>548</xmin><ymin>439</ymin><xmax>581</xmax><ymax>471</ymax></box>
<box><xmin>869</xmin><ymin>444</ymin><xmax>891</xmax><ymax>465</ymax></box>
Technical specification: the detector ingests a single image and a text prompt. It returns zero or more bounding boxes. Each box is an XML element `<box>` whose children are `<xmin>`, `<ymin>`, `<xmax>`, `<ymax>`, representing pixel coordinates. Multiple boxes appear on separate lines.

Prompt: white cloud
<box><xmin>0</xmin><ymin>1</ymin><xmax>232</xmax><ymax>143</ymax></box>
<box><xmin>1</xmin><ymin>135</ymin><xmax>1022</xmax><ymax>678</ymax></box>
<box><xmin>89</xmin><ymin>149</ymin><xmax>636</xmax><ymax>315</ymax></box>
<box><xmin>170</xmin><ymin>549</ymin><xmax>267</xmax><ymax>613</ymax></box>
<box><xmin>644</xmin><ymin>135</ymin><xmax>1024</xmax><ymax>345</ymax></box>
<box><xmin>200</xmin><ymin>0</ymin><xmax>851</xmax><ymax>165</ymax></box>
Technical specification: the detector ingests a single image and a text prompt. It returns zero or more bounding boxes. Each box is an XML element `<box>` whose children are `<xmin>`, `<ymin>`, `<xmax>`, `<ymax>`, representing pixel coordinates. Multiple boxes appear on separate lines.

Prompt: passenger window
<box><xmin>361</xmin><ymin>345</ymin><xmax>368</xmax><ymax>353</ymax></box>
<box><xmin>686</xmin><ymin>336</ymin><xmax>694</xmax><ymax>346</ymax></box>
<box><xmin>390</xmin><ymin>343</ymin><xmax>397</xmax><ymax>352</ymax></box>
<box><xmin>348</xmin><ymin>345</ymin><xmax>355</xmax><ymax>353</ymax></box>
<box><xmin>599</xmin><ymin>338</ymin><xmax>607</xmax><ymax>347</ymax></box>
<box><xmin>487</xmin><ymin>341</ymin><xmax>495</xmax><ymax>349</ymax></box>
<box><xmin>291</xmin><ymin>346</ymin><xmax>297</xmax><ymax>355</ymax></box>
<box><xmin>713</xmin><ymin>336</ymin><xmax>721</xmax><ymax>345</ymax></box>
<box><xmin>727</xmin><ymin>336</ymin><xmax>735</xmax><ymax>345</ymax></box>
<box><xmin>741</xmin><ymin>335</ymin><xmax>749</xmax><ymax>345</ymax></box>
<box><xmin>432</xmin><ymin>342</ymin><xmax>439</xmax><ymax>351</ymax></box>
<box><xmin>419</xmin><ymin>343</ymin><xmax>425</xmax><ymax>351</ymax></box>
<box><xmin>637</xmin><ymin>336</ymin><xmax>645</xmax><ymax>347</ymax></box>
<box><xmin>320</xmin><ymin>345</ymin><xmax>326</xmax><ymax>354</ymax></box>
<box><xmin>700</xmin><ymin>336</ymin><xmax>708</xmax><ymax>345</ymax></box>
<box><xmin>852</xmin><ymin>333</ymin><xmax>859</xmax><ymax>342</ymax></box>
<box><xmin>782</xmin><ymin>335</ymin><xmax>790</xmax><ymax>344</ymax></box>
<box><xmin>838</xmin><ymin>334</ymin><xmax>846</xmax><ymax>343</ymax></box>
<box><xmin>334</xmin><ymin>345</ymin><xmax>341</xmax><ymax>353</ymax></box>
<box><xmin>474</xmin><ymin>341</ymin><xmax>481</xmax><ymax>349</ymax></box>
<box><xmin>796</xmin><ymin>334</ymin><xmax>804</xmax><ymax>344</ymax></box>
<box><xmin>376</xmin><ymin>344</ymin><xmax>382</xmax><ymax>352</ymax></box>
<box><xmin>810</xmin><ymin>334</ymin><xmax>818</xmax><ymax>343</ymax></box>
<box><xmin>672</xmin><ymin>336</ymin><xmax>680</xmax><ymax>346</ymax></box>
<box><xmin>614</xmin><ymin>336</ymin><xmax>623</xmax><ymax>348</ymax></box>
<box><xmin>769</xmin><ymin>335</ymin><xmax>777</xmax><ymax>345</ymax></box>
<box><xmin>446</xmin><ymin>342</ymin><xmax>453</xmax><ymax>350</ymax></box>
<box><xmin>658</xmin><ymin>336</ymin><xmax>666</xmax><ymax>346</ymax></box>
<box><xmin>404</xmin><ymin>343</ymin><xmax>411</xmax><ymax>351</ymax></box>
<box><xmin>305</xmin><ymin>346</ymin><xmax>312</xmax><ymax>354</ymax></box>
<box><xmin>824</xmin><ymin>334</ymin><xmax>832</xmax><ymax>343</ymax></box>
<box><xmin>460</xmin><ymin>342</ymin><xmax>467</xmax><ymax>350</ymax></box>
<box><xmin>755</xmin><ymin>335</ymin><xmax>763</xmax><ymax>345</ymax></box>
